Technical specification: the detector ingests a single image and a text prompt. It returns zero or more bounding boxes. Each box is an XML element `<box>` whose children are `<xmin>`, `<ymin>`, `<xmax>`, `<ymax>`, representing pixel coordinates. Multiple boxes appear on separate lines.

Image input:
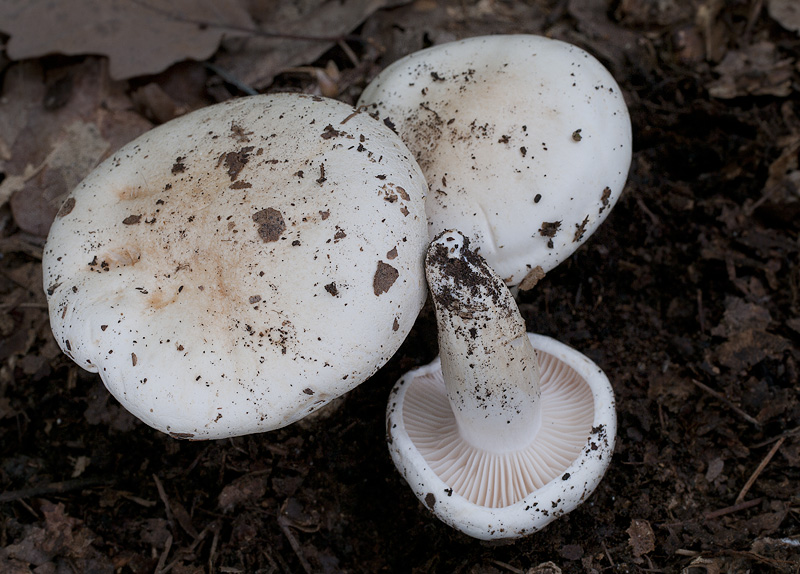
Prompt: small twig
<box><xmin>752</xmin><ymin>426</ymin><xmax>800</xmax><ymax>448</ymax></box>
<box><xmin>0</xmin><ymin>477</ymin><xmax>112</xmax><ymax>503</ymax></box>
<box><xmin>690</xmin><ymin>379</ymin><xmax>761</xmax><ymax>426</ymax></box>
<box><xmin>278</xmin><ymin>515</ymin><xmax>313</xmax><ymax>574</ymax></box>
<box><xmin>600</xmin><ymin>539</ymin><xmax>615</xmax><ymax>567</ymax></box>
<box><xmin>696</xmin><ymin>288</ymin><xmax>706</xmax><ymax>333</ymax></box>
<box><xmin>154</xmin><ymin>532</ymin><xmax>173</xmax><ymax>574</ymax></box>
<box><xmin>491</xmin><ymin>560</ymin><xmax>523</xmax><ymax>574</ymax></box>
<box><xmin>153</xmin><ymin>474</ymin><xmax>177</xmax><ymax>529</ymax></box>
<box><xmin>736</xmin><ymin>437</ymin><xmax>786</xmax><ymax>503</ymax></box>
<box><xmin>704</xmin><ymin>496</ymin><xmax>763</xmax><ymax>520</ymax></box>
<box><xmin>208</xmin><ymin>522</ymin><xmax>221</xmax><ymax>574</ymax></box>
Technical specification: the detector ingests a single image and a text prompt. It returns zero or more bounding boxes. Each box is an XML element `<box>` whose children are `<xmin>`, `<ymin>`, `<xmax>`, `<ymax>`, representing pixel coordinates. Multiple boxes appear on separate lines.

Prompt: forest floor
<box><xmin>1</xmin><ymin>0</ymin><xmax>800</xmax><ymax>572</ymax></box>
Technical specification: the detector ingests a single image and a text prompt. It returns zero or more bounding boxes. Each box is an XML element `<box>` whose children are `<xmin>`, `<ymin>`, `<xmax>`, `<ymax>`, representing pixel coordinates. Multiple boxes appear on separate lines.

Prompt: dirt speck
<box><xmin>171</xmin><ymin>157</ymin><xmax>186</xmax><ymax>174</ymax></box>
<box><xmin>57</xmin><ymin>197</ymin><xmax>76</xmax><ymax>217</ymax></box>
<box><xmin>221</xmin><ymin>146</ymin><xmax>254</xmax><ymax>181</ymax></box>
<box><xmin>373</xmin><ymin>261</ymin><xmax>398</xmax><ymax>296</ymax></box>
<box><xmin>539</xmin><ymin>221</ymin><xmax>561</xmax><ymax>237</ymax></box>
<box><xmin>252</xmin><ymin>208</ymin><xmax>285</xmax><ymax>242</ymax></box>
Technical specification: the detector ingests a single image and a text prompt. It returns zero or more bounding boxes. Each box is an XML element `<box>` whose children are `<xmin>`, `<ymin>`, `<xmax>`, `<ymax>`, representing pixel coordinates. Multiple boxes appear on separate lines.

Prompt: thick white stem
<box><xmin>425</xmin><ymin>230</ymin><xmax>541</xmax><ymax>453</ymax></box>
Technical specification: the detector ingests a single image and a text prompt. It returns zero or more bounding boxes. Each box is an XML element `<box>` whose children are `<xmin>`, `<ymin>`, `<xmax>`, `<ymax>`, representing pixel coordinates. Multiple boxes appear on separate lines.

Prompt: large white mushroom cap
<box><xmin>43</xmin><ymin>93</ymin><xmax>429</xmax><ymax>439</ymax></box>
<box><xmin>358</xmin><ymin>34</ymin><xmax>632</xmax><ymax>286</ymax></box>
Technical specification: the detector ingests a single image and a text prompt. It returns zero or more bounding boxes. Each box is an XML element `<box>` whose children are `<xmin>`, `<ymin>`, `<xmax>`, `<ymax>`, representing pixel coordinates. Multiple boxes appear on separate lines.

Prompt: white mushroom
<box><xmin>43</xmin><ymin>93</ymin><xmax>429</xmax><ymax>440</ymax></box>
<box><xmin>358</xmin><ymin>34</ymin><xmax>632</xmax><ymax>287</ymax></box>
<box><xmin>386</xmin><ymin>231</ymin><xmax>616</xmax><ymax>539</ymax></box>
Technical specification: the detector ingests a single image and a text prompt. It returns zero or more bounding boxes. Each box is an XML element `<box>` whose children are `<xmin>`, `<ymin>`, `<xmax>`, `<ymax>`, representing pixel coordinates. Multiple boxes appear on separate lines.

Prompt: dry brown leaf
<box><xmin>218</xmin><ymin>472</ymin><xmax>268</xmax><ymax>513</ymax></box>
<box><xmin>215</xmin><ymin>0</ymin><xmax>409</xmax><ymax>90</ymax></box>
<box><xmin>0</xmin><ymin>0</ymin><xmax>254</xmax><ymax>80</ymax></box>
<box><xmin>627</xmin><ymin>518</ymin><xmax>656</xmax><ymax>557</ymax></box>
<box><xmin>708</xmin><ymin>41</ymin><xmax>795</xmax><ymax>98</ymax></box>
<box><xmin>0</xmin><ymin>59</ymin><xmax>152</xmax><ymax>236</ymax></box>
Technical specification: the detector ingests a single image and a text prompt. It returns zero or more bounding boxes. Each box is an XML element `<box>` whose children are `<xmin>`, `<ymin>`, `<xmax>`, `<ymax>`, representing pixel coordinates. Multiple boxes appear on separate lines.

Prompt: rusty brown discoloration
<box><xmin>517</xmin><ymin>266</ymin><xmax>546</xmax><ymax>292</ymax></box>
<box><xmin>396</xmin><ymin>186</ymin><xmax>410</xmax><ymax>201</ymax></box>
<box><xmin>373</xmin><ymin>261</ymin><xmax>399</xmax><ymax>296</ymax></box>
<box><xmin>392</xmin><ymin>317</ymin><xmax>399</xmax><ymax>331</ymax></box>
<box><xmin>57</xmin><ymin>197</ymin><xmax>76</xmax><ymax>218</ymax></box>
<box><xmin>118</xmin><ymin>186</ymin><xmax>144</xmax><ymax>200</ymax></box>
<box><xmin>333</xmin><ymin>228</ymin><xmax>346</xmax><ymax>242</ymax></box>
<box><xmin>123</xmin><ymin>214</ymin><xmax>142</xmax><ymax>225</ymax></box>
<box><xmin>252</xmin><ymin>208</ymin><xmax>286</xmax><ymax>242</ymax></box>
<box><xmin>221</xmin><ymin>146</ymin><xmax>254</xmax><ymax>181</ymax></box>
<box><xmin>386</xmin><ymin>247</ymin><xmax>398</xmax><ymax>260</ymax></box>
<box><xmin>320</xmin><ymin>210</ymin><xmax>330</xmax><ymax>220</ymax></box>
<box><xmin>230</xmin><ymin>181</ymin><xmax>252</xmax><ymax>190</ymax></box>
<box><xmin>539</xmin><ymin>221</ymin><xmax>561</xmax><ymax>237</ymax></box>
<box><xmin>131</xmin><ymin>352</ymin><xmax>137</xmax><ymax>366</ymax></box>
<box><xmin>169</xmin><ymin>432</ymin><xmax>195</xmax><ymax>440</ymax></box>
<box><xmin>230</xmin><ymin>122</ymin><xmax>253</xmax><ymax>142</ymax></box>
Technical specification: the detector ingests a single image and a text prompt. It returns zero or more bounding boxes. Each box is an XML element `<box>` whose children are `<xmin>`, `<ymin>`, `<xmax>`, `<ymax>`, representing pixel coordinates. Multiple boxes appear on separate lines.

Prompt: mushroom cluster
<box><xmin>358</xmin><ymin>34</ymin><xmax>632</xmax><ymax>288</ymax></box>
<box><xmin>43</xmin><ymin>93</ymin><xmax>429</xmax><ymax>439</ymax></box>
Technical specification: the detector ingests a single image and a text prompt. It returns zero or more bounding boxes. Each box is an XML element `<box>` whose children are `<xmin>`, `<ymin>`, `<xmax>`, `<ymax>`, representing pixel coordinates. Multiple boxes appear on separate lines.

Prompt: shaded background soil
<box><xmin>1</xmin><ymin>0</ymin><xmax>800</xmax><ymax>572</ymax></box>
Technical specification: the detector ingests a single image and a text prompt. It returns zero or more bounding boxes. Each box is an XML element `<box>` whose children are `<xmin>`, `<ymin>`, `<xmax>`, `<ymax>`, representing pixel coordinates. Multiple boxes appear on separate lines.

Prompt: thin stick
<box><xmin>704</xmin><ymin>496</ymin><xmax>763</xmax><ymax>520</ymax></box>
<box><xmin>153</xmin><ymin>474</ymin><xmax>176</xmax><ymax>529</ymax></box>
<box><xmin>0</xmin><ymin>477</ymin><xmax>112</xmax><ymax>503</ymax></box>
<box><xmin>278</xmin><ymin>516</ymin><xmax>313</xmax><ymax>574</ymax></box>
<box><xmin>696</xmin><ymin>288</ymin><xmax>706</xmax><ymax>333</ymax></box>
<box><xmin>736</xmin><ymin>437</ymin><xmax>786</xmax><ymax>503</ymax></box>
<box><xmin>154</xmin><ymin>532</ymin><xmax>173</xmax><ymax>574</ymax></box>
<box><xmin>690</xmin><ymin>379</ymin><xmax>760</xmax><ymax>426</ymax></box>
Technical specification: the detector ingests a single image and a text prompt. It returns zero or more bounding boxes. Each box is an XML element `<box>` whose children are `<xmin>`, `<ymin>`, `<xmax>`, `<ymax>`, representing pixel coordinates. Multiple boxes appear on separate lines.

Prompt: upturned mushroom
<box><xmin>358</xmin><ymin>34</ymin><xmax>632</xmax><ymax>287</ymax></box>
<box><xmin>386</xmin><ymin>231</ymin><xmax>616</xmax><ymax>539</ymax></box>
<box><xmin>43</xmin><ymin>93</ymin><xmax>429</xmax><ymax>439</ymax></box>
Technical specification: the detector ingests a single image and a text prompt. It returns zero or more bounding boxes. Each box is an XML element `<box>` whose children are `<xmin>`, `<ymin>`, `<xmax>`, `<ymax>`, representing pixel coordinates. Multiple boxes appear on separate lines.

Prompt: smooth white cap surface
<box><xmin>387</xmin><ymin>333</ymin><xmax>616</xmax><ymax>539</ymax></box>
<box><xmin>358</xmin><ymin>35</ymin><xmax>632</xmax><ymax>286</ymax></box>
<box><xmin>44</xmin><ymin>93</ymin><xmax>429</xmax><ymax>439</ymax></box>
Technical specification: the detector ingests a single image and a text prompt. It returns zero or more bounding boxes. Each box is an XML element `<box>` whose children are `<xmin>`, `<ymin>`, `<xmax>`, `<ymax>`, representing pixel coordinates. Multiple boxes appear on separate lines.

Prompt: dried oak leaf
<box><xmin>0</xmin><ymin>0</ymin><xmax>254</xmax><ymax>80</ymax></box>
<box><xmin>627</xmin><ymin>518</ymin><xmax>656</xmax><ymax>558</ymax></box>
<box><xmin>0</xmin><ymin>59</ymin><xmax>152</xmax><ymax>236</ymax></box>
<box><xmin>215</xmin><ymin>0</ymin><xmax>409</xmax><ymax>90</ymax></box>
<box><xmin>218</xmin><ymin>472</ymin><xmax>268</xmax><ymax>513</ymax></box>
<box><xmin>708</xmin><ymin>41</ymin><xmax>795</xmax><ymax>99</ymax></box>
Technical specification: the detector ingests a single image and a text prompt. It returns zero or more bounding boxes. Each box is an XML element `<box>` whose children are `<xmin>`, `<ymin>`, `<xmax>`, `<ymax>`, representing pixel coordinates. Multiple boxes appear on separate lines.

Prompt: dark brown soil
<box><xmin>2</xmin><ymin>1</ymin><xmax>800</xmax><ymax>573</ymax></box>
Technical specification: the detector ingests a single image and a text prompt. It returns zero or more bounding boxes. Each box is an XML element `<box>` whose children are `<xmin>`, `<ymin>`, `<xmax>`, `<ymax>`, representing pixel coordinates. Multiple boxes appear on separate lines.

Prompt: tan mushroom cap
<box><xmin>43</xmin><ymin>93</ymin><xmax>429</xmax><ymax>439</ymax></box>
<box><xmin>358</xmin><ymin>34</ymin><xmax>632</xmax><ymax>286</ymax></box>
